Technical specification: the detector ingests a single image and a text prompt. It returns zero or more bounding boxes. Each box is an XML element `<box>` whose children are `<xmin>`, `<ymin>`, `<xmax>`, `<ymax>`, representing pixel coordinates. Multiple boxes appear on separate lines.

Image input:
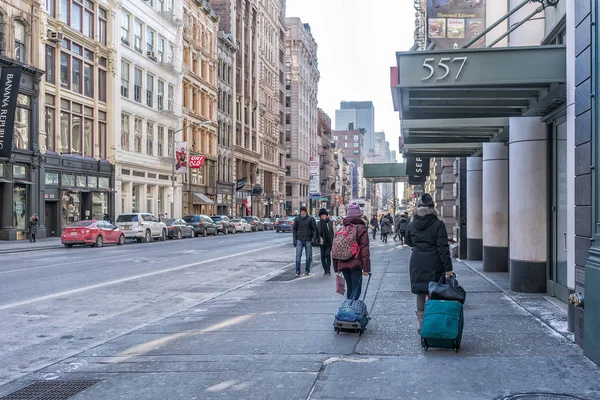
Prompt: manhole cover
<box><xmin>267</xmin><ymin>267</ymin><xmax>298</xmax><ymax>282</ymax></box>
<box><xmin>0</xmin><ymin>380</ymin><xmax>101</xmax><ymax>400</ymax></box>
<box><xmin>501</xmin><ymin>394</ymin><xmax>585</xmax><ymax>400</ymax></box>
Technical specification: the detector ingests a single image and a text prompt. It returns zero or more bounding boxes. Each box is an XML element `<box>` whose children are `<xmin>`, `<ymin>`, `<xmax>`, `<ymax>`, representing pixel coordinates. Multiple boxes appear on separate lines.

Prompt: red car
<box><xmin>61</xmin><ymin>220</ymin><xmax>126</xmax><ymax>248</ymax></box>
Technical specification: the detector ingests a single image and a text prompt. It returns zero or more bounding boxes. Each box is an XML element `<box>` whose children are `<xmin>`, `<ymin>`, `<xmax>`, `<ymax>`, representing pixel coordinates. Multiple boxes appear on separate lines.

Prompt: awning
<box><xmin>193</xmin><ymin>192</ymin><xmax>214</xmax><ymax>205</ymax></box>
<box><xmin>13</xmin><ymin>180</ymin><xmax>34</xmax><ymax>185</ymax></box>
<box><xmin>0</xmin><ymin>178</ymin><xmax>12</xmax><ymax>183</ymax></box>
<box><xmin>393</xmin><ymin>45</ymin><xmax>566</xmax><ymax>120</ymax></box>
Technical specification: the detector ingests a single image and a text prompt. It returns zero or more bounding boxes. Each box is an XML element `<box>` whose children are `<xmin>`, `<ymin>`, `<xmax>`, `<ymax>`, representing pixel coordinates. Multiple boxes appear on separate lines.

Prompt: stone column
<box><xmin>467</xmin><ymin>157</ymin><xmax>483</xmax><ymax>260</ymax></box>
<box><xmin>483</xmin><ymin>143</ymin><xmax>509</xmax><ymax>272</ymax></box>
<box><xmin>509</xmin><ymin>117</ymin><xmax>547</xmax><ymax>292</ymax></box>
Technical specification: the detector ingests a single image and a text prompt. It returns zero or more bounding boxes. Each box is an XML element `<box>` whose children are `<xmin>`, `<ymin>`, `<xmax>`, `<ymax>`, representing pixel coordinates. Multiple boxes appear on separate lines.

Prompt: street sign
<box><xmin>310</xmin><ymin>193</ymin><xmax>321</xmax><ymax>199</ymax></box>
<box><xmin>189</xmin><ymin>155</ymin><xmax>206</xmax><ymax>168</ymax></box>
<box><xmin>309</xmin><ymin>176</ymin><xmax>319</xmax><ymax>193</ymax></box>
<box><xmin>309</xmin><ymin>160</ymin><xmax>319</xmax><ymax>175</ymax></box>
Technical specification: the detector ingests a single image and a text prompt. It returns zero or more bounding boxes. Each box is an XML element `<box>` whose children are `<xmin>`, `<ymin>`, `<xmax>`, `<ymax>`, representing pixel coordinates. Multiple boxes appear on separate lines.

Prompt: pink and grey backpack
<box><xmin>332</xmin><ymin>224</ymin><xmax>360</xmax><ymax>260</ymax></box>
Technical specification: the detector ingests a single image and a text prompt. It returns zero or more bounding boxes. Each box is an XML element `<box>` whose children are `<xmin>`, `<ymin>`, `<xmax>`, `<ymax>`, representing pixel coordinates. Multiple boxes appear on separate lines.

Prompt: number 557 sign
<box><xmin>421</xmin><ymin>56</ymin><xmax>468</xmax><ymax>81</ymax></box>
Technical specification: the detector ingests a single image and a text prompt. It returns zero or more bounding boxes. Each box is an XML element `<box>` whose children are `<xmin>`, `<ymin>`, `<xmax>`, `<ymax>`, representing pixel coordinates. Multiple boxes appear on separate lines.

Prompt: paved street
<box><xmin>1</xmin><ymin>236</ymin><xmax>600</xmax><ymax>399</ymax></box>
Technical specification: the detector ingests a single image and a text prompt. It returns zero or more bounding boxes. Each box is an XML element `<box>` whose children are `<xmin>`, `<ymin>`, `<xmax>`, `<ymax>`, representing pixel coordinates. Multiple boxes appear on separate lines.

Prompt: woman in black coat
<box><xmin>405</xmin><ymin>193</ymin><xmax>453</xmax><ymax>333</ymax></box>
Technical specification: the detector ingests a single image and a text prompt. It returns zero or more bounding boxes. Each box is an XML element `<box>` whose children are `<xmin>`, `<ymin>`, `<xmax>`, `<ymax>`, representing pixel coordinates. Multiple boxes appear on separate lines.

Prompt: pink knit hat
<box><xmin>347</xmin><ymin>202</ymin><xmax>362</xmax><ymax>218</ymax></box>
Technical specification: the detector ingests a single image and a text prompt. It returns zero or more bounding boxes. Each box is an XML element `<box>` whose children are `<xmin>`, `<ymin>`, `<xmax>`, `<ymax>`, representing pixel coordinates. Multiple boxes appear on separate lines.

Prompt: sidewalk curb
<box><xmin>0</xmin><ymin>246</ymin><xmax>64</xmax><ymax>255</ymax></box>
<box><xmin>457</xmin><ymin>258</ymin><xmax>574</xmax><ymax>344</ymax></box>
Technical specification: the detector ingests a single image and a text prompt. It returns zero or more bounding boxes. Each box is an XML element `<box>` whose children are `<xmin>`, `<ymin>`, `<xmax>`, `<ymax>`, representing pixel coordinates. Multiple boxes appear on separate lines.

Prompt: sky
<box><xmin>285</xmin><ymin>0</ymin><xmax>415</xmax><ymax>157</ymax></box>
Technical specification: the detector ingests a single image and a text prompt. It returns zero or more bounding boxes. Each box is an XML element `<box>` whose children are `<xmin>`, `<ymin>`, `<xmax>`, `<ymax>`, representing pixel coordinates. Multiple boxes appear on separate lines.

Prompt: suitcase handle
<box><xmin>362</xmin><ymin>272</ymin><xmax>372</xmax><ymax>301</ymax></box>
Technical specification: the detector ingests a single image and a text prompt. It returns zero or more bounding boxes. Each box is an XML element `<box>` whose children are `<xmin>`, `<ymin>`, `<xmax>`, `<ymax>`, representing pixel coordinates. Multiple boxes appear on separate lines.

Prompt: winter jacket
<box><xmin>397</xmin><ymin>217</ymin><xmax>408</xmax><ymax>232</ymax></box>
<box><xmin>318</xmin><ymin>218</ymin><xmax>334</xmax><ymax>245</ymax></box>
<box><xmin>333</xmin><ymin>215</ymin><xmax>371</xmax><ymax>273</ymax></box>
<box><xmin>380</xmin><ymin>217</ymin><xmax>391</xmax><ymax>235</ymax></box>
<box><xmin>369</xmin><ymin>218</ymin><xmax>378</xmax><ymax>231</ymax></box>
<box><xmin>405</xmin><ymin>207</ymin><xmax>453</xmax><ymax>294</ymax></box>
<box><xmin>28</xmin><ymin>218</ymin><xmax>38</xmax><ymax>234</ymax></box>
<box><xmin>293</xmin><ymin>214</ymin><xmax>317</xmax><ymax>243</ymax></box>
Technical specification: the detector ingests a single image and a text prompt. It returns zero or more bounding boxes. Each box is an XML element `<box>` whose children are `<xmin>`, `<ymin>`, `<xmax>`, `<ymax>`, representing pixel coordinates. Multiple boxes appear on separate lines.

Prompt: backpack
<box><xmin>332</xmin><ymin>224</ymin><xmax>360</xmax><ymax>260</ymax></box>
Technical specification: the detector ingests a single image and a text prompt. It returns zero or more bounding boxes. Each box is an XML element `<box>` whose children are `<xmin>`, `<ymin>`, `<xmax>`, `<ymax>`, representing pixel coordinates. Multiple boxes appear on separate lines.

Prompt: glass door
<box><xmin>551</xmin><ymin>117</ymin><xmax>569</xmax><ymax>301</ymax></box>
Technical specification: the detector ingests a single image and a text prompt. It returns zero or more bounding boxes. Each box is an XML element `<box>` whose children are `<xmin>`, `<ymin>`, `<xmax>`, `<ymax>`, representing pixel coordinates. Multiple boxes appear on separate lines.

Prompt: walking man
<box><xmin>317</xmin><ymin>208</ymin><xmax>334</xmax><ymax>275</ymax></box>
<box><xmin>293</xmin><ymin>206</ymin><xmax>318</xmax><ymax>276</ymax></box>
<box><xmin>398</xmin><ymin>212</ymin><xmax>409</xmax><ymax>245</ymax></box>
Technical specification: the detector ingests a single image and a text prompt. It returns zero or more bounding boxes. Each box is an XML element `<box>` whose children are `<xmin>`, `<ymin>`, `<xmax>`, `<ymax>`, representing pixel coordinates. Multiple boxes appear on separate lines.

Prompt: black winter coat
<box><xmin>293</xmin><ymin>214</ymin><xmax>317</xmax><ymax>243</ymax></box>
<box><xmin>405</xmin><ymin>207</ymin><xmax>453</xmax><ymax>294</ymax></box>
<box><xmin>318</xmin><ymin>219</ymin><xmax>334</xmax><ymax>245</ymax></box>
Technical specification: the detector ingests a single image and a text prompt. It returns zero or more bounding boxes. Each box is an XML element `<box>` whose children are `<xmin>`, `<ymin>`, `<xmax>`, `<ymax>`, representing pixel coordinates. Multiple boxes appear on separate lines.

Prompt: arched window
<box><xmin>14</xmin><ymin>20</ymin><xmax>26</xmax><ymax>63</ymax></box>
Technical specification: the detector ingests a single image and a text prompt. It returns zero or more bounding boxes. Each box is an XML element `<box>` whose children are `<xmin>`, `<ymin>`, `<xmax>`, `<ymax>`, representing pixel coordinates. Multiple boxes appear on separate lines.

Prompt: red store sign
<box><xmin>189</xmin><ymin>156</ymin><xmax>206</xmax><ymax>168</ymax></box>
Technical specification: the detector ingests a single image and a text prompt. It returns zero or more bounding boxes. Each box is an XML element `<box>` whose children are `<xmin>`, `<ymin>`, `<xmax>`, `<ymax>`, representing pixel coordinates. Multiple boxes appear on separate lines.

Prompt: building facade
<box><xmin>216</xmin><ymin>31</ymin><xmax>236</xmax><ymax>216</ymax></box>
<box><xmin>181</xmin><ymin>0</ymin><xmax>219</xmax><ymax>216</ymax></box>
<box><xmin>335</xmin><ymin>101</ymin><xmax>375</xmax><ymax>153</ymax></box>
<box><xmin>257</xmin><ymin>0</ymin><xmax>286</xmax><ymax>218</ymax></box>
<box><xmin>332</xmin><ymin>128</ymin><xmax>363</xmax><ymax>199</ymax></box>
<box><xmin>284</xmin><ymin>17</ymin><xmax>319</xmax><ymax>213</ymax></box>
<box><xmin>318</xmin><ymin>109</ymin><xmax>334</xmax><ymax>211</ymax></box>
<box><xmin>212</xmin><ymin>0</ymin><xmax>261</xmax><ymax>217</ymax></box>
<box><xmin>0</xmin><ymin>0</ymin><xmax>45</xmax><ymax>241</ymax></box>
<box><xmin>115</xmin><ymin>0</ymin><xmax>183</xmax><ymax>219</ymax></box>
<box><xmin>39</xmin><ymin>0</ymin><xmax>114</xmax><ymax>238</ymax></box>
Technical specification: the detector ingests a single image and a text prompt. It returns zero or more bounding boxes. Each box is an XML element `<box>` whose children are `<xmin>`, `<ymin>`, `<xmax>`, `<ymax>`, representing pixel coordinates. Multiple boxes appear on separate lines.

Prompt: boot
<box><xmin>416</xmin><ymin>311</ymin><xmax>424</xmax><ymax>334</ymax></box>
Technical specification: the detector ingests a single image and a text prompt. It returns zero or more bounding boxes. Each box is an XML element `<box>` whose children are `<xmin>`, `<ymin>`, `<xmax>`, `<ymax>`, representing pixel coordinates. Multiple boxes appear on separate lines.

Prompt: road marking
<box><xmin>0</xmin><ymin>243</ymin><xmax>287</xmax><ymax>311</ymax></box>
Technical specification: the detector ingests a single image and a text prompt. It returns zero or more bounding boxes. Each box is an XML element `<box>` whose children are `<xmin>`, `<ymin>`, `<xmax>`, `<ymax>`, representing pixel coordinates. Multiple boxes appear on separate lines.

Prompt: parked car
<box><xmin>231</xmin><ymin>218</ymin><xmax>252</xmax><ymax>233</ymax></box>
<box><xmin>243</xmin><ymin>216</ymin><xmax>263</xmax><ymax>232</ymax></box>
<box><xmin>61</xmin><ymin>220</ymin><xmax>126</xmax><ymax>248</ymax></box>
<box><xmin>115</xmin><ymin>213</ymin><xmax>167</xmax><ymax>243</ymax></box>
<box><xmin>275</xmin><ymin>217</ymin><xmax>294</xmax><ymax>233</ymax></box>
<box><xmin>210</xmin><ymin>215</ymin><xmax>235</xmax><ymax>234</ymax></box>
<box><xmin>163</xmin><ymin>218</ymin><xmax>194</xmax><ymax>239</ymax></box>
<box><xmin>259</xmin><ymin>218</ymin><xmax>274</xmax><ymax>231</ymax></box>
<box><xmin>183</xmin><ymin>214</ymin><xmax>218</xmax><ymax>237</ymax></box>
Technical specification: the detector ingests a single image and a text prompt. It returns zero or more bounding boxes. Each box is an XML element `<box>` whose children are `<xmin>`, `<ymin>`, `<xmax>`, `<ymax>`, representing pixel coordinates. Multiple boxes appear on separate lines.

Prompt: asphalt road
<box><xmin>0</xmin><ymin>230</ymin><xmax>297</xmax><ymax>386</ymax></box>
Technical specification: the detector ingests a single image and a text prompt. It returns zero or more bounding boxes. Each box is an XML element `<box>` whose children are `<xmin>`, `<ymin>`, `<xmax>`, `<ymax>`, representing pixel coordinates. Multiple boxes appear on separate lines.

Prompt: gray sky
<box><xmin>285</xmin><ymin>0</ymin><xmax>415</xmax><ymax>156</ymax></box>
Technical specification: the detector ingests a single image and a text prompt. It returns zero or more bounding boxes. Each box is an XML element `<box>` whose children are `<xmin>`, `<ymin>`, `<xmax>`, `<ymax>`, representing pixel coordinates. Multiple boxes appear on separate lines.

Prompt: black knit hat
<box><xmin>300</xmin><ymin>206</ymin><xmax>308</xmax><ymax>213</ymax></box>
<box><xmin>418</xmin><ymin>193</ymin><xmax>435</xmax><ymax>208</ymax></box>
<box><xmin>318</xmin><ymin>208</ymin><xmax>329</xmax><ymax>216</ymax></box>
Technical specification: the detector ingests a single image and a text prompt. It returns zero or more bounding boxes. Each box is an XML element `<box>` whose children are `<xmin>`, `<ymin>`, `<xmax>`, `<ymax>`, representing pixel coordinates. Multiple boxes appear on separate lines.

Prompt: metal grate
<box><xmin>267</xmin><ymin>267</ymin><xmax>299</xmax><ymax>282</ymax></box>
<box><xmin>501</xmin><ymin>394</ymin><xmax>585</xmax><ymax>400</ymax></box>
<box><xmin>0</xmin><ymin>380</ymin><xmax>101</xmax><ymax>400</ymax></box>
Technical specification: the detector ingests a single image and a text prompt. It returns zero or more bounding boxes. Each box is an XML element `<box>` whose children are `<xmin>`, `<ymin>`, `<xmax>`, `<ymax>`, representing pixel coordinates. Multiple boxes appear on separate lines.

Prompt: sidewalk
<box><xmin>0</xmin><ymin>242</ymin><xmax>599</xmax><ymax>399</ymax></box>
<box><xmin>0</xmin><ymin>237</ymin><xmax>63</xmax><ymax>254</ymax></box>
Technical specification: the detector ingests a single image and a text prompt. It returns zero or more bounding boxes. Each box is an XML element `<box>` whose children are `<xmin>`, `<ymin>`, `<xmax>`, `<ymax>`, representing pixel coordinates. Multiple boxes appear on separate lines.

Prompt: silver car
<box><xmin>115</xmin><ymin>213</ymin><xmax>168</xmax><ymax>243</ymax></box>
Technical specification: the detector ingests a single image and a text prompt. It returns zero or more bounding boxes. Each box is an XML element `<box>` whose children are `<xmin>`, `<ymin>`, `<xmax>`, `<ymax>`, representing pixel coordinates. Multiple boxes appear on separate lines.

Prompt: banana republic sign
<box><xmin>0</xmin><ymin>67</ymin><xmax>23</xmax><ymax>159</ymax></box>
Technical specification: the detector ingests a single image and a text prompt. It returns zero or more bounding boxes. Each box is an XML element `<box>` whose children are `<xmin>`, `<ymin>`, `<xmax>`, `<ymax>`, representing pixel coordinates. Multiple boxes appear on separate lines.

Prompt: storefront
<box><xmin>216</xmin><ymin>182</ymin><xmax>234</xmax><ymax>216</ymax></box>
<box><xmin>41</xmin><ymin>154</ymin><xmax>114</xmax><ymax>236</ymax></box>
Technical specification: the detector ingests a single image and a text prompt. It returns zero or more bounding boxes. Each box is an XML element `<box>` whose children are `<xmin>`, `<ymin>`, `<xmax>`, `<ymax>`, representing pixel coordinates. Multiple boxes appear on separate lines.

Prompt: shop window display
<box><xmin>92</xmin><ymin>192</ymin><xmax>108</xmax><ymax>220</ymax></box>
<box><xmin>12</xmin><ymin>184</ymin><xmax>27</xmax><ymax>230</ymax></box>
<box><xmin>62</xmin><ymin>191</ymin><xmax>81</xmax><ymax>228</ymax></box>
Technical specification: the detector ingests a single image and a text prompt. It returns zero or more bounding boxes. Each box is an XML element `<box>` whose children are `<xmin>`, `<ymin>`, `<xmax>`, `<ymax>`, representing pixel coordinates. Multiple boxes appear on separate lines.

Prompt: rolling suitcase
<box><xmin>420</xmin><ymin>299</ymin><xmax>463</xmax><ymax>352</ymax></box>
<box><xmin>333</xmin><ymin>273</ymin><xmax>371</xmax><ymax>335</ymax></box>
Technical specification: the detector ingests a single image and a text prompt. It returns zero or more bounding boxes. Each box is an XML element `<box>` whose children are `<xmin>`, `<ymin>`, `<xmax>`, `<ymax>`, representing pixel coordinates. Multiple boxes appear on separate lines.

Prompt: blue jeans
<box><xmin>342</xmin><ymin>268</ymin><xmax>363</xmax><ymax>300</ymax></box>
<box><xmin>295</xmin><ymin>240</ymin><xmax>312</xmax><ymax>274</ymax></box>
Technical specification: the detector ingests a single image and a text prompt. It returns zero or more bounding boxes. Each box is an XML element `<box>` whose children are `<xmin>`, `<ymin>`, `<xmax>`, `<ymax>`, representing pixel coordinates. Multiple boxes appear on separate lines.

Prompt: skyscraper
<box><xmin>335</xmin><ymin>101</ymin><xmax>375</xmax><ymax>153</ymax></box>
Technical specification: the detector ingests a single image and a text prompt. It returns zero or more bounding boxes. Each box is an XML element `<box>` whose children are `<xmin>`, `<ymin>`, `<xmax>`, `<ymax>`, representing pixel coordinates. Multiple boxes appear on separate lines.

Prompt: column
<box><xmin>0</xmin><ymin>182</ymin><xmax>15</xmax><ymax>240</ymax></box>
<box><xmin>509</xmin><ymin>117</ymin><xmax>547</xmax><ymax>292</ymax></box>
<box><xmin>483</xmin><ymin>143</ymin><xmax>509</xmax><ymax>272</ymax></box>
<box><xmin>466</xmin><ymin>157</ymin><xmax>483</xmax><ymax>260</ymax></box>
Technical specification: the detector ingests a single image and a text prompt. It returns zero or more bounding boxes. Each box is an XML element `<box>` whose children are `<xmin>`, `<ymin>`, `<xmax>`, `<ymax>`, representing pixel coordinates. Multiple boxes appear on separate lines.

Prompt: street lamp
<box><xmin>170</xmin><ymin>121</ymin><xmax>213</xmax><ymax>219</ymax></box>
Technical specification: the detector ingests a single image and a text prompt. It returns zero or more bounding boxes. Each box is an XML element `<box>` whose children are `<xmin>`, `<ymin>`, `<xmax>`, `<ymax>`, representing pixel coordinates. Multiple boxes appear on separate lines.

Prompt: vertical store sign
<box><xmin>0</xmin><ymin>67</ymin><xmax>23</xmax><ymax>159</ymax></box>
<box><xmin>175</xmin><ymin>142</ymin><xmax>188</xmax><ymax>174</ymax></box>
<box><xmin>406</xmin><ymin>157</ymin><xmax>430</xmax><ymax>185</ymax></box>
<box><xmin>309</xmin><ymin>158</ymin><xmax>320</xmax><ymax>195</ymax></box>
<box><xmin>426</xmin><ymin>0</ymin><xmax>486</xmax><ymax>49</ymax></box>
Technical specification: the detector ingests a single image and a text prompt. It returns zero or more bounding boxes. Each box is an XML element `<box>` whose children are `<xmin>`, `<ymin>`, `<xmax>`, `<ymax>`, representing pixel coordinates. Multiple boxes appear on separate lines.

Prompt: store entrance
<box><xmin>45</xmin><ymin>201</ymin><xmax>59</xmax><ymax>236</ymax></box>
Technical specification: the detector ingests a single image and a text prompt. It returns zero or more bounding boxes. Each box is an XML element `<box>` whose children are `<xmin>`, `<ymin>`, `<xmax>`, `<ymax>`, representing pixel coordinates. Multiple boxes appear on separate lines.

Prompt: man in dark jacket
<box><xmin>293</xmin><ymin>206</ymin><xmax>318</xmax><ymax>276</ymax></box>
<box><xmin>396</xmin><ymin>213</ymin><xmax>409</xmax><ymax>245</ymax></box>
<box><xmin>317</xmin><ymin>208</ymin><xmax>334</xmax><ymax>275</ymax></box>
<box><xmin>405</xmin><ymin>194</ymin><xmax>453</xmax><ymax>333</ymax></box>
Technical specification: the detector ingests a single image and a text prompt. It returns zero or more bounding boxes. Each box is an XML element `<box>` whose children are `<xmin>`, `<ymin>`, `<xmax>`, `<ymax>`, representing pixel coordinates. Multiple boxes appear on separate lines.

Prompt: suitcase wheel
<box><xmin>358</xmin><ymin>329</ymin><xmax>364</xmax><ymax>336</ymax></box>
<box><xmin>421</xmin><ymin>338</ymin><xmax>428</xmax><ymax>351</ymax></box>
<box><xmin>453</xmin><ymin>340</ymin><xmax>460</xmax><ymax>352</ymax></box>
<box><xmin>334</xmin><ymin>328</ymin><xmax>340</xmax><ymax>334</ymax></box>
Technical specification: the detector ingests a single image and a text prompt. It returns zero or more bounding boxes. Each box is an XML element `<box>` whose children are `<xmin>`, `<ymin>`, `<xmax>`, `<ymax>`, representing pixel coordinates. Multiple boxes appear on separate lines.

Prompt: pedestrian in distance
<box><xmin>397</xmin><ymin>212</ymin><xmax>409</xmax><ymax>245</ymax></box>
<box><xmin>380</xmin><ymin>214</ymin><xmax>391</xmax><ymax>243</ymax></box>
<box><xmin>369</xmin><ymin>215</ymin><xmax>378</xmax><ymax>240</ymax></box>
<box><xmin>317</xmin><ymin>208</ymin><xmax>334</xmax><ymax>276</ymax></box>
<box><xmin>293</xmin><ymin>206</ymin><xmax>318</xmax><ymax>276</ymax></box>
<box><xmin>28</xmin><ymin>213</ymin><xmax>39</xmax><ymax>243</ymax></box>
<box><xmin>333</xmin><ymin>202</ymin><xmax>371</xmax><ymax>300</ymax></box>
<box><xmin>393</xmin><ymin>213</ymin><xmax>401</xmax><ymax>241</ymax></box>
<box><xmin>405</xmin><ymin>193</ymin><xmax>454</xmax><ymax>333</ymax></box>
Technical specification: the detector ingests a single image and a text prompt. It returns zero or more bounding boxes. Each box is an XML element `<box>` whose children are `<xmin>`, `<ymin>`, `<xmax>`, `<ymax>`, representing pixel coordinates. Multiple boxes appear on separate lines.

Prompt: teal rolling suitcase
<box><xmin>420</xmin><ymin>299</ymin><xmax>463</xmax><ymax>352</ymax></box>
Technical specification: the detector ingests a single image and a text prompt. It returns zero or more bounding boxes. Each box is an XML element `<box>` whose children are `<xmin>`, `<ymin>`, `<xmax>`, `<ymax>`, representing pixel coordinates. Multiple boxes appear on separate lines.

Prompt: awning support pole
<box><xmin>461</xmin><ymin>0</ymin><xmax>531</xmax><ymax>49</ymax></box>
<box><xmin>486</xmin><ymin>5</ymin><xmax>545</xmax><ymax>48</ymax></box>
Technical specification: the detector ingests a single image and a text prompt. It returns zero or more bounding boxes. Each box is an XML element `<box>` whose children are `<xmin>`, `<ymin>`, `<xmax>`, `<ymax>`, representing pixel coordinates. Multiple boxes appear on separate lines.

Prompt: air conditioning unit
<box><xmin>192</xmin><ymin>54</ymin><xmax>199</xmax><ymax>60</ymax></box>
<box><xmin>48</xmin><ymin>30</ymin><xmax>63</xmax><ymax>42</ymax></box>
<box><xmin>146</xmin><ymin>51</ymin><xmax>155</xmax><ymax>58</ymax></box>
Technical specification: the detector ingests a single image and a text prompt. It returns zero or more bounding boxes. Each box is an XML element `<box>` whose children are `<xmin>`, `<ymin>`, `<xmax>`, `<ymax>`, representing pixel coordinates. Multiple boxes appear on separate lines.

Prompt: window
<box><xmin>60</xmin><ymin>51</ymin><xmax>69</xmax><ymax>88</ymax></box>
<box><xmin>158</xmin><ymin>37</ymin><xmax>164</xmax><ymax>62</ymax></box>
<box><xmin>98</xmin><ymin>68</ymin><xmax>106</xmax><ymax>102</ymax></box>
<box><xmin>168</xmin><ymin>128</ymin><xmax>174</xmax><ymax>156</ymax></box>
<box><xmin>120</xmin><ymin>61</ymin><xmax>129</xmax><ymax>97</ymax></box>
<box><xmin>83</xmin><ymin>0</ymin><xmax>94</xmax><ymax>38</ymax></box>
<box><xmin>71</xmin><ymin>104</ymin><xmax>82</xmax><ymax>154</ymax></box>
<box><xmin>83</xmin><ymin>62</ymin><xmax>93</xmax><ymax>97</ymax></box>
<box><xmin>146</xmin><ymin>121</ymin><xmax>154</xmax><ymax>155</ymax></box>
<box><xmin>146</xmin><ymin>74</ymin><xmax>154</xmax><ymax>107</ymax></box>
<box><xmin>71</xmin><ymin>0</ymin><xmax>82</xmax><ymax>32</ymax></box>
<box><xmin>168</xmin><ymin>43</ymin><xmax>174</xmax><ymax>63</ymax></box>
<box><xmin>97</xmin><ymin>111</ymin><xmax>107</xmax><ymax>159</ymax></box>
<box><xmin>167</xmin><ymin>0</ymin><xmax>173</xmax><ymax>11</ymax></box>
<box><xmin>121</xmin><ymin>113</ymin><xmax>130</xmax><ymax>150</ymax></box>
<box><xmin>120</xmin><ymin>12</ymin><xmax>130</xmax><ymax>45</ymax></box>
<box><xmin>354</xmin><ymin>135</ymin><xmax>359</xmax><ymax>141</ymax></box>
<box><xmin>134</xmin><ymin>67</ymin><xmax>142</xmax><ymax>103</ymax></box>
<box><xmin>157</xmin><ymin>80</ymin><xmax>164</xmax><ymax>110</ymax></box>
<box><xmin>83</xmin><ymin>114</ymin><xmax>93</xmax><ymax>157</ymax></box>
<box><xmin>72</xmin><ymin>58</ymin><xmax>82</xmax><ymax>93</ymax></box>
<box><xmin>47</xmin><ymin>0</ymin><xmax>56</xmax><ymax>17</ymax></box>
<box><xmin>285</xmin><ymin>114</ymin><xmax>290</xmax><ymax>125</ymax></box>
<box><xmin>158</xmin><ymin>126</ymin><xmax>164</xmax><ymax>157</ymax></box>
<box><xmin>168</xmin><ymin>84</ymin><xmax>174</xmax><ymax>111</ymax></box>
<box><xmin>15</xmin><ymin>95</ymin><xmax>30</xmax><ymax>150</ymax></box>
<box><xmin>45</xmin><ymin>95</ymin><xmax>56</xmax><ymax>151</ymax></box>
<box><xmin>14</xmin><ymin>21</ymin><xmax>26</xmax><ymax>63</ymax></box>
<box><xmin>134</xmin><ymin>20</ymin><xmax>142</xmax><ymax>52</ymax></box>
<box><xmin>46</xmin><ymin>45</ymin><xmax>55</xmax><ymax>84</ymax></box>
<box><xmin>59</xmin><ymin>106</ymin><xmax>69</xmax><ymax>153</ymax></box>
<box><xmin>98</xmin><ymin>7</ymin><xmax>107</xmax><ymax>44</ymax></box>
<box><xmin>146</xmin><ymin>27</ymin><xmax>154</xmax><ymax>53</ymax></box>
<box><xmin>157</xmin><ymin>0</ymin><xmax>164</xmax><ymax>12</ymax></box>
<box><xmin>134</xmin><ymin>118</ymin><xmax>142</xmax><ymax>153</ymax></box>
<box><xmin>144</xmin><ymin>0</ymin><xmax>153</xmax><ymax>6</ymax></box>
<box><xmin>285</xmin><ymin>96</ymin><xmax>291</xmax><ymax>107</ymax></box>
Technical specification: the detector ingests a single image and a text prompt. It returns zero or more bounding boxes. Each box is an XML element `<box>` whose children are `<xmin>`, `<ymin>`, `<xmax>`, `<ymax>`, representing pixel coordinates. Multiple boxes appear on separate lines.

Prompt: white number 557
<box><xmin>422</xmin><ymin>57</ymin><xmax>468</xmax><ymax>81</ymax></box>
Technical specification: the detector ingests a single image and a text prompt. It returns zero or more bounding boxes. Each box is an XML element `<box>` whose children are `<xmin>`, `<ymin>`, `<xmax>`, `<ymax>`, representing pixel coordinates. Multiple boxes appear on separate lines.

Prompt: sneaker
<box><xmin>305</xmin><ymin>272</ymin><xmax>311</xmax><ymax>276</ymax></box>
<box><xmin>324</xmin><ymin>272</ymin><xmax>331</xmax><ymax>276</ymax></box>
<box><xmin>296</xmin><ymin>272</ymin><xmax>300</xmax><ymax>276</ymax></box>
